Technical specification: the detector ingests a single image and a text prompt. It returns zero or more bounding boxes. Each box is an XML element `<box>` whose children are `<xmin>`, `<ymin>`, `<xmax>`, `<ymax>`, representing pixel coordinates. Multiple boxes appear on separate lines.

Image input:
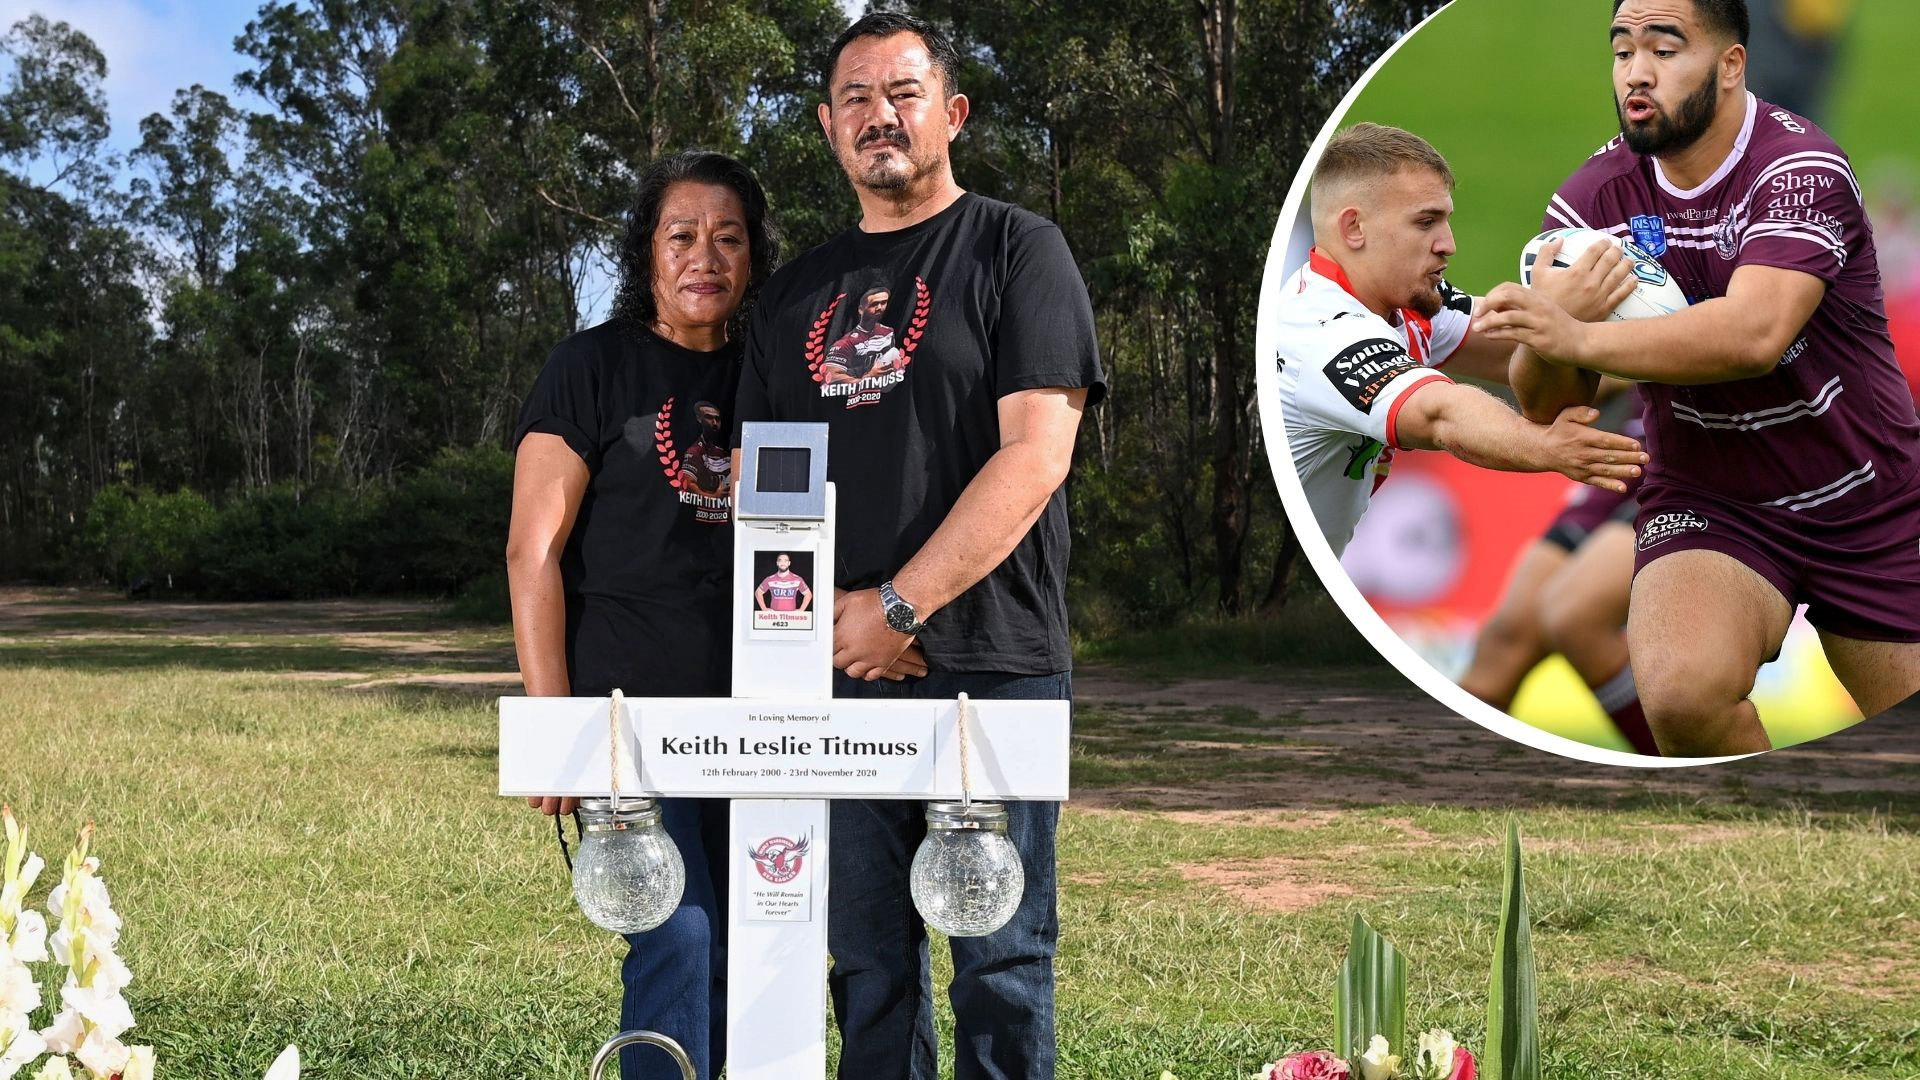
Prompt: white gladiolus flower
<box><xmin>73</xmin><ymin>1026</ymin><xmax>130</xmax><ymax>1077</ymax></box>
<box><xmin>36</xmin><ymin>1008</ymin><xmax>82</xmax><ymax>1055</ymax></box>
<box><xmin>0</xmin><ymin>1026</ymin><xmax>48</xmax><ymax>1080</ymax></box>
<box><xmin>120</xmin><ymin>1045</ymin><xmax>156</xmax><ymax>1080</ymax></box>
<box><xmin>1412</xmin><ymin>1029</ymin><xmax>1459</xmax><ymax>1080</ymax></box>
<box><xmin>1359</xmin><ymin>1035</ymin><xmax>1401</xmax><ymax>1080</ymax></box>
<box><xmin>74</xmin><ymin>938</ymin><xmax>131</xmax><ymax>996</ymax></box>
<box><xmin>46</xmin><ymin>879</ymin><xmax>120</xmax><ymax>947</ymax></box>
<box><xmin>0</xmin><ymin>967</ymin><xmax>36</xmax><ymax>1018</ymax></box>
<box><xmin>7</xmin><ymin>912</ymin><xmax>47</xmax><ymax>965</ymax></box>
<box><xmin>58</xmin><ymin>983</ymin><xmax>134</xmax><ymax>1042</ymax></box>
<box><xmin>263</xmin><ymin>1044</ymin><xmax>301</xmax><ymax>1080</ymax></box>
<box><xmin>15</xmin><ymin>857</ymin><xmax>40</xmax><ymax>897</ymax></box>
<box><xmin>29</xmin><ymin>1056</ymin><xmax>71</xmax><ymax>1080</ymax></box>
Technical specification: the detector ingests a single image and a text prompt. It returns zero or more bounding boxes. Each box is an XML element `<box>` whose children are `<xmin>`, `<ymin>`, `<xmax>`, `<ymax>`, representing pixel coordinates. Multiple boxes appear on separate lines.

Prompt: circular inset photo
<box><xmin>1255</xmin><ymin>0</ymin><xmax>1920</xmax><ymax>763</ymax></box>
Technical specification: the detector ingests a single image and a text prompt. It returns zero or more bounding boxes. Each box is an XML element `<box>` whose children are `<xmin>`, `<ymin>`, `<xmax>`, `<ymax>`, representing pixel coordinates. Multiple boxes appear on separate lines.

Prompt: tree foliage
<box><xmin>0</xmin><ymin>0</ymin><xmax>1440</xmax><ymax>615</ymax></box>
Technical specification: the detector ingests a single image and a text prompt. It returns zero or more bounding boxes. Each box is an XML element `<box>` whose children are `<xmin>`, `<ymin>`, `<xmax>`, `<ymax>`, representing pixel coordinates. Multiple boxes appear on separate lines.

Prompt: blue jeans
<box><xmin>827</xmin><ymin>670</ymin><xmax>1067</xmax><ymax>1080</ymax></box>
<box><xmin>618</xmin><ymin>797</ymin><xmax>729</xmax><ymax>1080</ymax></box>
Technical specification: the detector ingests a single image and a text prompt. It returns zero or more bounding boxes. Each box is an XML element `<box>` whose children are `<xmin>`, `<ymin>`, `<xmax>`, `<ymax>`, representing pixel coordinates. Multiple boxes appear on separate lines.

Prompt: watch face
<box><xmin>885</xmin><ymin>603</ymin><xmax>918</xmax><ymax>633</ymax></box>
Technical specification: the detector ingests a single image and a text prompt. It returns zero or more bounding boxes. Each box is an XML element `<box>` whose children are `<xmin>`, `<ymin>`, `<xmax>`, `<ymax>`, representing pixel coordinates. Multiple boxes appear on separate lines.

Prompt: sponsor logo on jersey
<box><xmin>1768</xmin><ymin>109</ymin><xmax>1807</xmax><ymax>135</ymax></box>
<box><xmin>1323</xmin><ymin>337</ymin><xmax>1420</xmax><ymax>413</ymax></box>
<box><xmin>1637</xmin><ymin>510</ymin><xmax>1709</xmax><ymax>552</ymax></box>
<box><xmin>1436</xmin><ymin>278</ymin><xmax>1474</xmax><ymax>316</ymax></box>
<box><xmin>1630</xmin><ymin>214</ymin><xmax>1668</xmax><ymax>257</ymax></box>
<box><xmin>1344</xmin><ymin>437</ymin><xmax>1386</xmax><ymax>482</ymax></box>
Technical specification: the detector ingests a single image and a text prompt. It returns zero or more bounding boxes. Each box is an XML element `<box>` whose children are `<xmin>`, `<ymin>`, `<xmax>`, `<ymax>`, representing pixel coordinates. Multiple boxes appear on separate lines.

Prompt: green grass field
<box><xmin>1347</xmin><ymin>0</ymin><xmax>1920</xmax><ymax>295</ymax></box>
<box><xmin>2</xmin><ymin>593</ymin><xmax>1916</xmax><ymax>1078</ymax></box>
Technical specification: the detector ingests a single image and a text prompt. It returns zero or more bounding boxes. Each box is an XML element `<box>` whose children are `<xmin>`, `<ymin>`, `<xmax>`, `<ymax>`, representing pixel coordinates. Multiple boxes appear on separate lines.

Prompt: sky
<box><xmin>5</xmin><ymin>0</ymin><xmax>866</xmax><ymax>164</ymax></box>
<box><xmin>2</xmin><ymin>0</ymin><xmax>262</xmax><ymax>162</ymax></box>
<box><xmin>7</xmin><ymin>0</ymin><xmax>864</xmax><ymax>322</ymax></box>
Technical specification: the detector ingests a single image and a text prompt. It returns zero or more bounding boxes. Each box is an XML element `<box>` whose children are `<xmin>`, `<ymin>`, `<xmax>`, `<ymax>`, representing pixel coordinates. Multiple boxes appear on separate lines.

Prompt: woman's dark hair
<box><xmin>611</xmin><ymin>150</ymin><xmax>780</xmax><ymax>336</ymax></box>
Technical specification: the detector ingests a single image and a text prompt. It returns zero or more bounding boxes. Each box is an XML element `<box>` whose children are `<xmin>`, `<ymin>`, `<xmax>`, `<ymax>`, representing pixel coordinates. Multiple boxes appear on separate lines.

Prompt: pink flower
<box><xmin>1449</xmin><ymin>1048</ymin><xmax>1476</xmax><ymax>1080</ymax></box>
<box><xmin>1268</xmin><ymin>1051</ymin><xmax>1352</xmax><ymax>1080</ymax></box>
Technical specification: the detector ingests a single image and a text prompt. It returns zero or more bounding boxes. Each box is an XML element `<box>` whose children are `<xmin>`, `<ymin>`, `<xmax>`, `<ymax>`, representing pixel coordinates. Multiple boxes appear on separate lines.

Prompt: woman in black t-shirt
<box><xmin>506</xmin><ymin>151</ymin><xmax>776</xmax><ymax>1080</ymax></box>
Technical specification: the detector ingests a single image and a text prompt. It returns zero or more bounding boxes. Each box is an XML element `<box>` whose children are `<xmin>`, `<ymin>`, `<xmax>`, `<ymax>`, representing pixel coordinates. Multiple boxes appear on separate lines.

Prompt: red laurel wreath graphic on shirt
<box><xmin>896</xmin><ymin>276</ymin><xmax>930</xmax><ymax>371</ymax></box>
<box><xmin>805</xmin><ymin>294</ymin><xmax>845</xmax><ymax>385</ymax></box>
<box><xmin>654</xmin><ymin>397</ymin><xmax>683</xmax><ymax>488</ymax></box>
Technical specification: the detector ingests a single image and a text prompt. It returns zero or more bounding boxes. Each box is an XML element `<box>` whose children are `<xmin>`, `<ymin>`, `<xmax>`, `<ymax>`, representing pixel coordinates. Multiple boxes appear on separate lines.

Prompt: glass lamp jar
<box><xmin>572</xmin><ymin>797</ymin><xmax>685</xmax><ymax>934</ymax></box>
<box><xmin>908</xmin><ymin>801</ymin><xmax>1025</xmax><ymax>937</ymax></box>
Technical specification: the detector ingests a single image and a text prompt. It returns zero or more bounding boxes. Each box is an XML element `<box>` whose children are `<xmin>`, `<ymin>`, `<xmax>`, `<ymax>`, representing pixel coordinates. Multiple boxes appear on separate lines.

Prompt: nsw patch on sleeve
<box><xmin>1322</xmin><ymin>337</ymin><xmax>1421</xmax><ymax>413</ymax></box>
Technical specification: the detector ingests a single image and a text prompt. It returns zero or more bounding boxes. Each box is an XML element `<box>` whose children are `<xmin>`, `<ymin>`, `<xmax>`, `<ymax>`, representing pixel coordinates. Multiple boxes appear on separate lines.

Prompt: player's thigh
<box><xmin>1541</xmin><ymin>522</ymin><xmax>1635</xmax><ymax>635</ymax></box>
<box><xmin>1475</xmin><ymin>541</ymin><xmax>1568</xmax><ymax>650</ymax></box>
<box><xmin>1460</xmin><ymin>541</ymin><xmax>1567</xmax><ymax>703</ymax></box>
<box><xmin>1818</xmin><ymin>633</ymin><xmax>1920</xmax><ymax>718</ymax></box>
<box><xmin>1628</xmin><ymin>549</ymin><xmax>1793</xmax><ymax>706</ymax></box>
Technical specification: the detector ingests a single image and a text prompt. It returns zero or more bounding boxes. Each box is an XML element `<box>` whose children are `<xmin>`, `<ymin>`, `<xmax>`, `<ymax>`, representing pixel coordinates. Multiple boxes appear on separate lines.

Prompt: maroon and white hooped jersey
<box><xmin>1544</xmin><ymin>92</ymin><xmax>1917</xmax><ymax>516</ymax></box>
<box><xmin>758</xmin><ymin>571</ymin><xmax>808</xmax><ymax>611</ymax></box>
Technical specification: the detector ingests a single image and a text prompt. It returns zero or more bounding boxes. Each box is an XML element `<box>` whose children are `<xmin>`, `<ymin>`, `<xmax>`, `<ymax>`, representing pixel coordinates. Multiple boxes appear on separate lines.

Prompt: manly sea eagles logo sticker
<box><xmin>806</xmin><ymin>277</ymin><xmax>931</xmax><ymax>410</ymax></box>
<box><xmin>1716</xmin><ymin>198</ymin><xmax>1751</xmax><ymax>260</ymax></box>
<box><xmin>1637</xmin><ymin>509</ymin><xmax>1710</xmax><ymax>552</ymax></box>
<box><xmin>638</xmin><ymin>396</ymin><xmax>731</xmax><ymax>524</ymax></box>
<box><xmin>748</xmin><ymin>834</ymin><xmax>810</xmax><ymax>884</ymax></box>
<box><xmin>1324</xmin><ymin>337</ymin><xmax>1421</xmax><ymax>413</ymax></box>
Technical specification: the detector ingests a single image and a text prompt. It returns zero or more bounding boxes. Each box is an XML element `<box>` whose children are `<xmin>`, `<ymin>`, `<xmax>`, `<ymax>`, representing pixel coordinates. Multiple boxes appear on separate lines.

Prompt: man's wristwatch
<box><xmin>878</xmin><ymin>580</ymin><xmax>926</xmax><ymax>635</ymax></box>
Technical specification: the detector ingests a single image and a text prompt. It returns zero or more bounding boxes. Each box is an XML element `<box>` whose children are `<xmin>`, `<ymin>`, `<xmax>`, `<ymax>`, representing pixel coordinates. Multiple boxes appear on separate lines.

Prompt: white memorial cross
<box><xmin>498</xmin><ymin>422</ymin><xmax>1073</xmax><ymax>1080</ymax></box>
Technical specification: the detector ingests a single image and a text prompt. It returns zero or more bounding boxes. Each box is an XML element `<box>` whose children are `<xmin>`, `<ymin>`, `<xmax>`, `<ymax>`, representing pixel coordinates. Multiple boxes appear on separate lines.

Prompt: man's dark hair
<box><xmin>1612</xmin><ymin>0</ymin><xmax>1749</xmax><ymax>46</ymax></box>
<box><xmin>612</xmin><ymin>150</ymin><xmax>780</xmax><ymax>335</ymax></box>
<box><xmin>822</xmin><ymin>11</ymin><xmax>961</xmax><ymax>100</ymax></box>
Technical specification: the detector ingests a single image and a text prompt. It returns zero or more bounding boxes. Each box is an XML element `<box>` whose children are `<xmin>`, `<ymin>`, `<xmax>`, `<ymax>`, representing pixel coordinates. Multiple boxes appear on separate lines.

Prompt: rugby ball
<box><xmin>1520</xmin><ymin>227</ymin><xmax>1689</xmax><ymax>321</ymax></box>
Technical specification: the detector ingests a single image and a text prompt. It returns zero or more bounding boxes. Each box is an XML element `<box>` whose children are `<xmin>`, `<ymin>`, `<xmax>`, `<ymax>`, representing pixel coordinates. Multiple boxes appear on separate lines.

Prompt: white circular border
<box><xmin>1251</xmin><ymin>1</ymin><xmax>1749</xmax><ymax>768</ymax></box>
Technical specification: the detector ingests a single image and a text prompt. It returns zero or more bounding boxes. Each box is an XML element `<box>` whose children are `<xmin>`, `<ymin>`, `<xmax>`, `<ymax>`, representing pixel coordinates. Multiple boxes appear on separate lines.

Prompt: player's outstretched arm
<box><xmin>1394</xmin><ymin>382</ymin><xmax>1647</xmax><ymax>493</ymax></box>
<box><xmin>1475</xmin><ymin>264</ymin><xmax>1827</xmax><ymax>384</ymax></box>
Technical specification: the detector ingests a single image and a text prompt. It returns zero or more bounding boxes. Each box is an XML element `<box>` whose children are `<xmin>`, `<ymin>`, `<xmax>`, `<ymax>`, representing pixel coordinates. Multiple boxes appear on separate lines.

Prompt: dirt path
<box><xmin>1073</xmin><ymin>665</ymin><xmax>1920</xmax><ymax>812</ymax></box>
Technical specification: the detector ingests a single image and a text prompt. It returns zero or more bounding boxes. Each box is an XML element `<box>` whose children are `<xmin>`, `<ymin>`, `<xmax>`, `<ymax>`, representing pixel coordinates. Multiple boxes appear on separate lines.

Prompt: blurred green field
<box><xmin>1347</xmin><ymin>0</ymin><xmax>1919</xmax><ymax>295</ymax></box>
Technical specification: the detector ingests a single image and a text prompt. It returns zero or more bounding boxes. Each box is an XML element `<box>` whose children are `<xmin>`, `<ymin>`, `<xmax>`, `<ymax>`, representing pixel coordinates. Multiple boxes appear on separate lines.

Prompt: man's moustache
<box><xmin>858</xmin><ymin>129</ymin><xmax>910</xmax><ymax>150</ymax></box>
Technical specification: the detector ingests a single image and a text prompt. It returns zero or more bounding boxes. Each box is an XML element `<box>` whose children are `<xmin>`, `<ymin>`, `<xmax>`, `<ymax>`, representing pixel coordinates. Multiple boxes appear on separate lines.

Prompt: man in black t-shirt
<box><xmin>733</xmin><ymin>12</ymin><xmax>1104</xmax><ymax>1080</ymax></box>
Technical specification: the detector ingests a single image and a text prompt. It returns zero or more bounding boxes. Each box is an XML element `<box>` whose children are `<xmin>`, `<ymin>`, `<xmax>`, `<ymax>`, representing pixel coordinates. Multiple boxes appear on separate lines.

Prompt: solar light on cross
<box><xmin>498</xmin><ymin>422</ymin><xmax>1073</xmax><ymax>1080</ymax></box>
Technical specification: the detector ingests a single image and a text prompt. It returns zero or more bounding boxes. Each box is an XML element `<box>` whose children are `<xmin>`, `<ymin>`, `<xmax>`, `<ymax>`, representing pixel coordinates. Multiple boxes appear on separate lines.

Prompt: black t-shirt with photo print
<box><xmin>514</xmin><ymin>320</ymin><xmax>738</xmax><ymax>698</ymax></box>
<box><xmin>734</xmin><ymin>193</ymin><xmax>1105</xmax><ymax>674</ymax></box>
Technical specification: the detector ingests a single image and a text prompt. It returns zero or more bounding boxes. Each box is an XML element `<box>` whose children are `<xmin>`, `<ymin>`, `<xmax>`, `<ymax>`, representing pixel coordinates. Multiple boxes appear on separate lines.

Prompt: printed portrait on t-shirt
<box><xmin>629</xmin><ymin>396</ymin><xmax>732</xmax><ymax>525</ymax></box>
<box><xmin>678</xmin><ymin>399</ymin><xmax>733</xmax><ymax>497</ymax></box>
<box><xmin>806</xmin><ymin>276</ymin><xmax>932</xmax><ymax>410</ymax></box>
<box><xmin>750</xmin><ymin>550</ymin><xmax>815</xmax><ymax>632</ymax></box>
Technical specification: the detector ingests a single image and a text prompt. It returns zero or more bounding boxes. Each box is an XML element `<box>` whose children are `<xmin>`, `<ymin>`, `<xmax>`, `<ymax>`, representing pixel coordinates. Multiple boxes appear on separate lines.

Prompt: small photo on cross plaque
<box><xmin>750</xmin><ymin>547</ymin><xmax>817</xmax><ymax>636</ymax></box>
